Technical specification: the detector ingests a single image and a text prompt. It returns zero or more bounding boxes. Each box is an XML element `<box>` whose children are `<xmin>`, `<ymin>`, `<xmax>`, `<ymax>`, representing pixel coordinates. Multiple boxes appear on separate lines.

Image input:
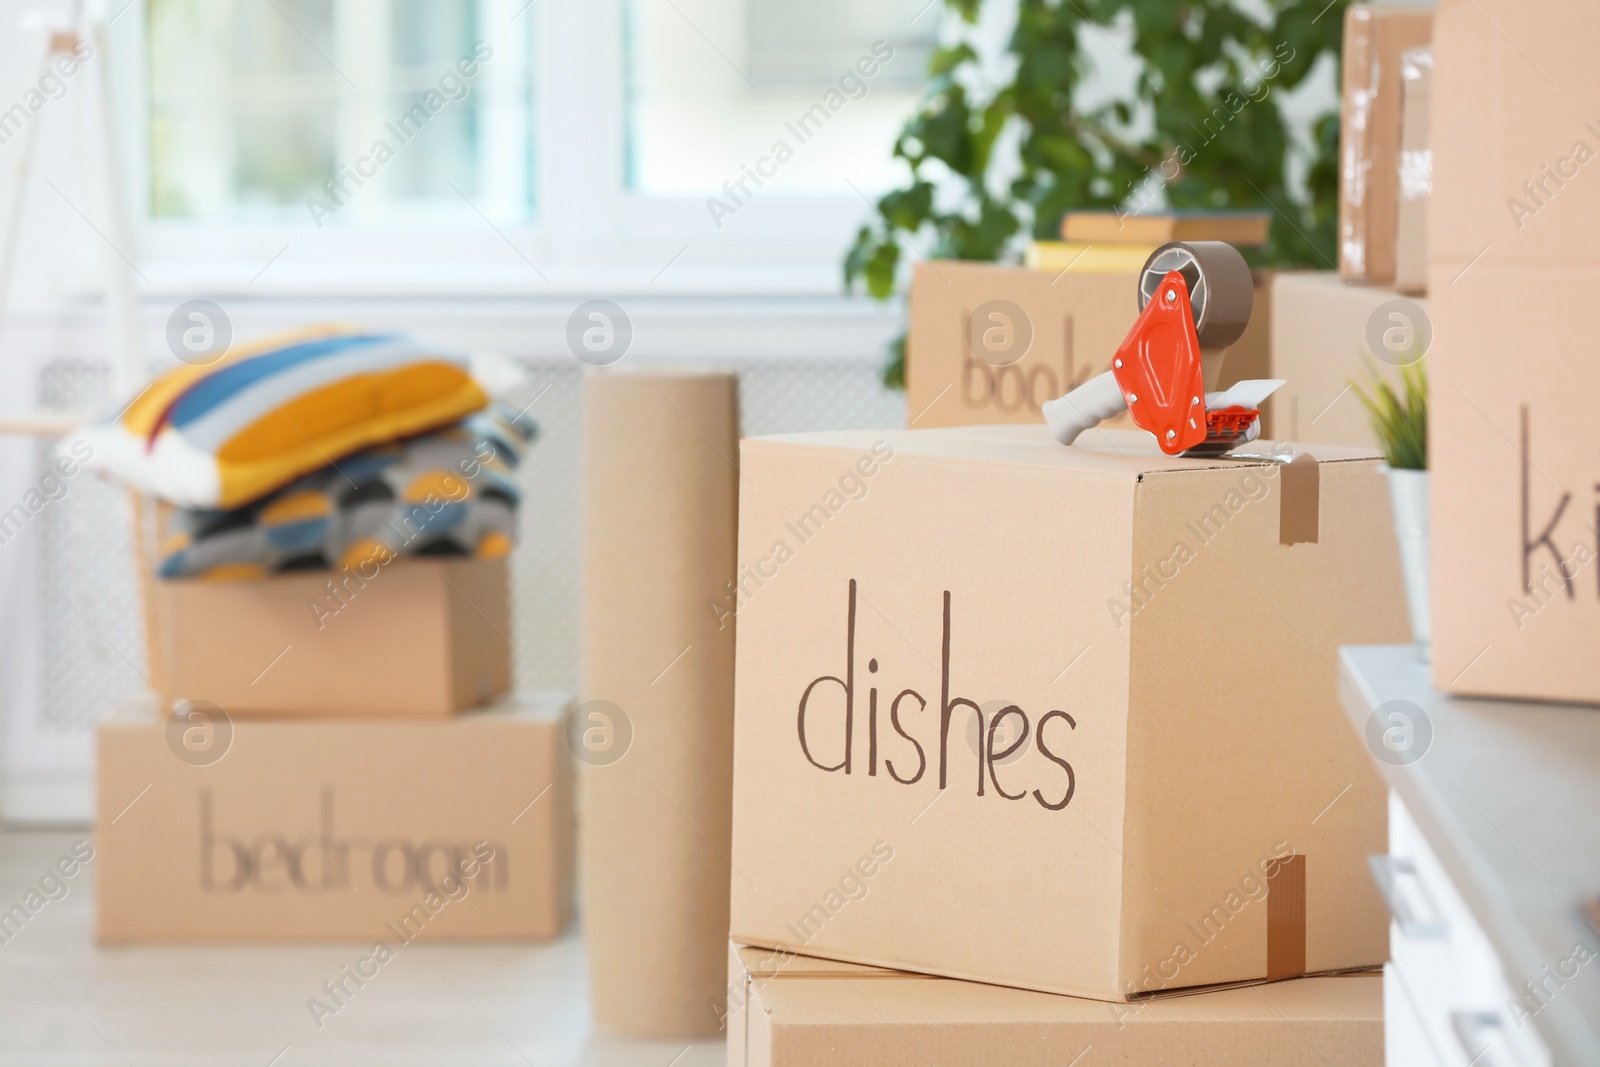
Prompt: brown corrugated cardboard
<box><xmin>726</xmin><ymin>945</ymin><xmax>1382</xmax><ymax>1067</ymax></box>
<box><xmin>1269</xmin><ymin>271</ymin><xmax>1427</xmax><ymax>448</ymax></box>
<box><xmin>906</xmin><ymin>261</ymin><xmax>1275</xmax><ymax>433</ymax></box>
<box><xmin>1394</xmin><ymin>47</ymin><xmax>1432</xmax><ymax>294</ymax></box>
<box><xmin>1429</xmin><ymin>0</ymin><xmax>1600</xmax><ymax>703</ymax></box>
<box><xmin>95</xmin><ymin>695</ymin><xmax>572</xmax><ymax>942</ymax></box>
<box><xmin>729</xmin><ymin>426</ymin><xmax>1407</xmax><ymax>1000</ymax></box>
<box><xmin>155</xmin><ymin>558</ymin><xmax>511</xmax><ymax>718</ymax></box>
<box><xmin>582</xmin><ymin>370</ymin><xmax>739</xmax><ymax>1038</ymax></box>
<box><xmin>1338</xmin><ymin>5</ymin><xmax>1433</xmax><ymax>283</ymax></box>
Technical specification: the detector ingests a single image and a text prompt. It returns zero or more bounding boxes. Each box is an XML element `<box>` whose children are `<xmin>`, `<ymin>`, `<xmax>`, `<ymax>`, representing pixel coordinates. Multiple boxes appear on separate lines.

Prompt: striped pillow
<box><xmin>79</xmin><ymin>327</ymin><xmax>490</xmax><ymax>509</ymax></box>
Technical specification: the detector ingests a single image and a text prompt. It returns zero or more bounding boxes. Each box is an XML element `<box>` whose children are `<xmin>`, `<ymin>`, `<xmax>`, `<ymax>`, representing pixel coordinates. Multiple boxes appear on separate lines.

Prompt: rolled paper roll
<box><xmin>581</xmin><ymin>369</ymin><xmax>739</xmax><ymax>1038</ymax></box>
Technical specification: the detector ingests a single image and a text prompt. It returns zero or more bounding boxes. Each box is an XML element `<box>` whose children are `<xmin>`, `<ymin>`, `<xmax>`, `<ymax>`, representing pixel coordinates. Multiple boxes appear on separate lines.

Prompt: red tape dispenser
<box><xmin>1042</xmin><ymin>241</ymin><xmax>1283</xmax><ymax>457</ymax></box>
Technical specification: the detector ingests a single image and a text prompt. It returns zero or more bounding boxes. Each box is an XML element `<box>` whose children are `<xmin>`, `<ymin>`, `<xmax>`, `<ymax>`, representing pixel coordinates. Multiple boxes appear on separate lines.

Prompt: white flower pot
<box><xmin>1384</xmin><ymin>467</ymin><xmax>1430</xmax><ymax>661</ymax></box>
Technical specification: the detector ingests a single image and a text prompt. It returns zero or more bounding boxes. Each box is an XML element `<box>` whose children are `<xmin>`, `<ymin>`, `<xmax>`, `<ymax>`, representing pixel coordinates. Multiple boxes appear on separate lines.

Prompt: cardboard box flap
<box><xmin>748</xmin><ymin>426</ymin><xmax>1380</xmax><ymax>477</ymax></box>
<box><xmin>736</xmin><ymin>945</ymin><xmax>909</xmax><ymax>980</ymax></box>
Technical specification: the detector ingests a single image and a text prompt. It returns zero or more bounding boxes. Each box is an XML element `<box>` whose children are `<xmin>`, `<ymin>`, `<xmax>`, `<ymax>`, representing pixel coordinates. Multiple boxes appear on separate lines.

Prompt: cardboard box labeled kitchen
<box><xmin>96</xmin><ymin>695</ymin><xmax>572</xmax><ymax>942</ymax></box>
<box><xmin>726</xmin><ymin>945</ymin><xmax>1381</xmax><ymax>1067</ymax></box>
<box><xmin>155</xmin><ymin>557</ymin><xmax>511</xmax><ymax>718</ymax></box>
<box><xmin>906</xmin><ymin>260</ymin><xmax>1275</xmax><ymax>433</ymax></box>
<box><xmin>1270</xmin><ymin>271</ymin><xmax>1429</xmax><ymax>448</ymax></box>
<box><xmin>1430</xmin><ymin>0</ymin><xmax>1600</xmax><ymax>703</ymax></box>
<box><xmin>729</xmin><ymin>426</ymin><xmax>1408</xmax><ymax>1000</ymax></box>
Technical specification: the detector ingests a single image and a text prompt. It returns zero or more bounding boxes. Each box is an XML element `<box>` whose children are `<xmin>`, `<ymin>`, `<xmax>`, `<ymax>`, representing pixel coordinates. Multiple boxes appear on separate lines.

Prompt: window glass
<box><xmin>625</xmin><ymin>0</ymin><xmax>934</xmax><ymax>197</ymax></box>
<box><xmin>146</xmin><ymin>0</ymin><xmax>533</xmax><ymax>224</ymax></box>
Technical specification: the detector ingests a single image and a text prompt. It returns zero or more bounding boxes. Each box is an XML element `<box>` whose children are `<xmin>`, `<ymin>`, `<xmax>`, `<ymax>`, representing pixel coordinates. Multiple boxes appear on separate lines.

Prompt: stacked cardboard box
<box><xmin>1429</xmin><ymin>0</ymin><xmax>1600</xmax><ymax>704</ymax></box>
<box><xmin>1270</xmin><ymin>6</ymin><xmax>1436</xmax><ymax>451</ymax></box>
<box><xmin>1270</xmin><ymin>271</ymin><xmax>1430</xmax><ymax>450</ymax></box>
<box><xmin>97</xmin><ymin>557</ymin><xmax>574</xmax><ymax>942</ymax></box>
<box><xmin>724</xmin><ymin>420</ymin><xmax>1406</xmax><ymax>1061</ymax></box>
<box><xmin>726</xmin><ymin>944</ymin><xmax>1382</xmax><ymax>1067</ymax></box>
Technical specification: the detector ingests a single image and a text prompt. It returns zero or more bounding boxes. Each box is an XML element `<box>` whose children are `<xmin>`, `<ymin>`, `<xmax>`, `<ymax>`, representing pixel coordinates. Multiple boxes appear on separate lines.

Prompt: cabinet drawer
<box><xmin>1381</xmin><ymin>793</ymin><xmax>1553</xmax><ymax>1067</ymax></box>
<box><xmin>1386</xmin><ymin>963</ymin><xmax>1446</xmax><ymax>1067</ymax></box>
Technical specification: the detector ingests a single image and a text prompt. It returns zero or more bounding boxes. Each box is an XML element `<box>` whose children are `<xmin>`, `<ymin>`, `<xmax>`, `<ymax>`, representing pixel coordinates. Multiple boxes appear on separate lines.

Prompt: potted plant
<box><xmin>1354</xmin><ymin>358</ymin><xmax>1428</xmax><ymax>660</ymax></box>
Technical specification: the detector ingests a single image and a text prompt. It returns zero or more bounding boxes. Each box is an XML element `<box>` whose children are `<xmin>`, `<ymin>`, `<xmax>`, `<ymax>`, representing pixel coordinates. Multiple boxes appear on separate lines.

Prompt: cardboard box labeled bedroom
<box><xmin>97</xmin><ymin>697</ymin><xmax>572</xmax><ymax>943</ymax></box>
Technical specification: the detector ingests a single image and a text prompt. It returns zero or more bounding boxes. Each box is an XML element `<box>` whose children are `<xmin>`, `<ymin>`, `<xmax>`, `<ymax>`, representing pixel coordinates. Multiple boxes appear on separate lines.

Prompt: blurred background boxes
<box><xmin>154</xmin><ymin>558</ymin><xmax>512</xmax><ymax>719</ymax></box>
<box><xmin>95</xmin><ymin>694</ymin><xmax>571</xmax><ymax>943</ymax></box>
<box><xmin>905</xmin><ymin>259</ymin><xmax>1275</xmax><ymax>432</ymax></box>
<box><xmin>1338</xmin><ymin>5</ymin><xmax>1433</xmax><ymax>284</ymax></box>
<box><xmin>1269</xmin><ymin>272</ymin><xmax>1430</xmax><ymax>449</ymax></box>
<box><xmin>905</xmin><ymin>260</ymin><xmax>1136</xmax><ymax>428</ymax></box>
<box><xmin>1394</xmin><ymin>48</ymin><xmax>1433</xmax><ymax>295</ymax></box>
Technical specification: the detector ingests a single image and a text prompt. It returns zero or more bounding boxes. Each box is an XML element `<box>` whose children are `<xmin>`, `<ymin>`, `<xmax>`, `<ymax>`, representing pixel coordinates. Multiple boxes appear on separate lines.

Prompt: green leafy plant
<box><xmin>1353</xmin><ymin>357</ymin><xmax>1427</xmax><ymax>470</ymax></box>
<box><xmin>844</xmin><ymin>0</ymin><xmax>1350</xmax><ymax>388</ymax></box>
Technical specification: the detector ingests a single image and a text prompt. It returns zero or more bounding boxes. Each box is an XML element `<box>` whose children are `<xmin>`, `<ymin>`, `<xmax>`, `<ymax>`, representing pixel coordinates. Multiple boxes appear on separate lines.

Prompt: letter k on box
<box><xmin>1429</xmin><ymin>0</ymin><xmax>1600</xmax><ymax>704</ymax></box>
<box><xmin>729</xmin><ymin>425</ymin><xmax>1409</xmax><ymax>1000</ymax></box>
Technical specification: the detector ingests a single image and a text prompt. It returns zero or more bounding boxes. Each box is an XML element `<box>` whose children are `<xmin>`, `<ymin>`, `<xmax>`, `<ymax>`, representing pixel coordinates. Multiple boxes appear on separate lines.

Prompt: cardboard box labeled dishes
<box><xmin>1430</xmin><ymin>0</ymin><xmax>1600</xmax><ymax>703</ymax></box>
<box><xmin>906</xmin><ymin>261</ymin><xmax>1275</xmax><ymax>432</ymax></box>
<box><xmin>729</xmin><ymin>426</ymin><xmax>1408</xmax><ymax>1000</ymax></box>
<box><xmin>96</xmin><ymin>695</ymin><xmax>571</xmax><ymax>942</ymax></box>
<box><xmin>726</xmin><ymin>945</ymin><xmax>1382</xmax><ymax>1067</ymax></box>
<box><xmin>1269</xmin><ymin>271</ymin><xmax>1429</xmax><ymax>448</ymax></box>
<box><xmin>156</xmin><ymin>557</ymin><xmax>511</xmax><ymax>718</ymax></box>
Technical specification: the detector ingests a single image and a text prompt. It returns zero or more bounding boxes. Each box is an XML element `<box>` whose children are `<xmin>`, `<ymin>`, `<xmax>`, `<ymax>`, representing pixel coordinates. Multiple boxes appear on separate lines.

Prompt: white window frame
<box><xmin>110</xmin><ymin>0</ymin><xmax>917</xmax><ymax>298</ymax></box>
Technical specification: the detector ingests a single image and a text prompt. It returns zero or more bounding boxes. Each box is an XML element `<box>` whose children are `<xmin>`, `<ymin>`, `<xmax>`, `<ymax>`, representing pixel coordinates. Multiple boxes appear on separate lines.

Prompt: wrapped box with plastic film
<box><xmin>1394</xmin><ymin>47</ymin><xmax>1432</xmax><ymax>294</ymax></box>
<box><xmin>1337</xmin><ymin>5</ymin><xmax>1432</xmax><ymax>283</ymax></box>
<box><xmin>729</xmin><ymin>426</ymin><xmax>1409</xmax><ymax>1000</ymax></box>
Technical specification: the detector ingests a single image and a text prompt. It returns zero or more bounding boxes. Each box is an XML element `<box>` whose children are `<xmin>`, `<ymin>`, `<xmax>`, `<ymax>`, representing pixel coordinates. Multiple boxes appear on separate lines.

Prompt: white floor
<box><xmin>0</xmin><ymin>830</ymin><xmax>725</xmax><ymax>1067</ymax></box>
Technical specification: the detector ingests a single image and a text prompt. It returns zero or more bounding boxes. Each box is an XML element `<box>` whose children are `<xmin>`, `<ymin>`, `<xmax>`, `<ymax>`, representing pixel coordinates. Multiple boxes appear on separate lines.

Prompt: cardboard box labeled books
<box><xmin>729</xmin><ymin>426</ymin><xmax>1408</xmax><ymax>1000</ymax></box>
<box><xmin>155</xmin><ymin>557</ymin><xmax>511</xmax><ymax>718</ymax></box>
<box><xmin>727</xmin><ymin>945</ymin><xmax>1381</xmax><ymax>1067</ymax></box>
<box><xmin>906</xmin><ymin>261</ymin><xmax>1274</xmax><ymax>433</ymax></box>
<box><xmin>1430</xmin><ymin>0</ymin><xmax>1600</xmax><ymax>703</ymax></box>
<box><xmin>1269</xmin><ymin>271</ymin><xmax>1428</xmax><ymax>448</ymax></box>
<box><xmin>96</xmin><ymin>696</ymin><xmax>572</xmax><ymax>942</ymax></box>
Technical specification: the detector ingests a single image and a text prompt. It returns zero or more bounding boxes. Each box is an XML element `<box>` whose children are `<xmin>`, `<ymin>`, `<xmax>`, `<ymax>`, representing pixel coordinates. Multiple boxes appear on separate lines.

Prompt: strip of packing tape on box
<box><xmin>1222</xmin><ymin>448</ymin><xmax>1319</xmax><ymax>545</ymax></box>
<box><xmin>1267</xmin><ymin>854</ymin><xmax>1308</xmax><ymax>980</ymax></box>
<box><xmin>1278</xmin><ymin>453</ymin><xmax>1320</xmax><ymax>545</ymax></box>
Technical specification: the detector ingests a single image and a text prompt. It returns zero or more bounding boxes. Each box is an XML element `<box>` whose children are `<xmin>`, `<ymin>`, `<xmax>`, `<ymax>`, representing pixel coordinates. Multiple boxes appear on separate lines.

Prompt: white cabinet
<box><xmin>1379</xmin><ymin>792</ymin><xmax>1553</xmax><ymax>1067</ymax></box>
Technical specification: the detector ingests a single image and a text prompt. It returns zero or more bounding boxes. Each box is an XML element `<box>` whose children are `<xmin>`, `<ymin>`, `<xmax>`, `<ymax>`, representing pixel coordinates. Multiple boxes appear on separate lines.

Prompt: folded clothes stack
<box><xmin>157</xmin><ymin>407</ymin><xmax>532</xmax><ymax>580</ymax></box>
<box><xmin>76</xmin><ymin>326</ymin><xmax>537</xmax><ymax>580</ymax></box>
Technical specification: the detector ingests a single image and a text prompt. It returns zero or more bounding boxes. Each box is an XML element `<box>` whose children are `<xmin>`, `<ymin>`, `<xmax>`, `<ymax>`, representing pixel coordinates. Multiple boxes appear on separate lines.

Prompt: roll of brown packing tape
<box><xmin>581</xmin><ymin>369</ymin><xmax>739</xmax><ymax>1038</ymax></box>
